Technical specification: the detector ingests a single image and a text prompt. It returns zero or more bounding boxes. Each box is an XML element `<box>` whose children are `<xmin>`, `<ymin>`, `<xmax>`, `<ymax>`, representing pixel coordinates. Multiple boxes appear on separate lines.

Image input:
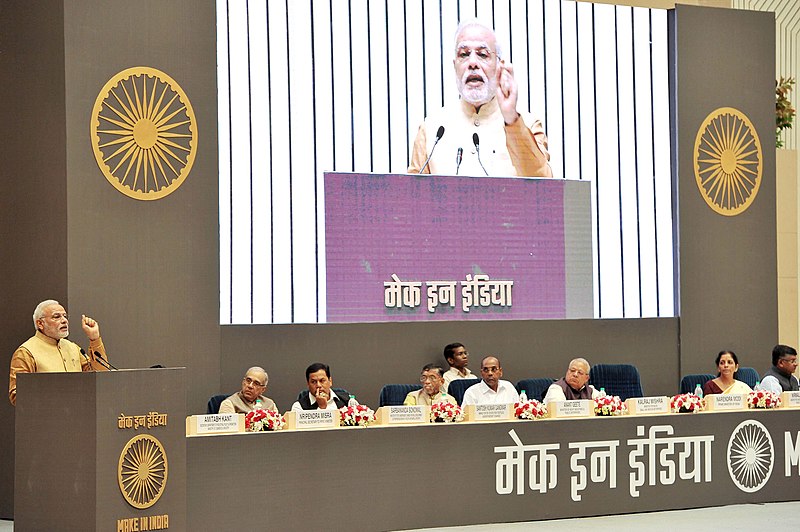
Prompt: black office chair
<box><xmin>207</xmin><ymin>393</ymin><xmax>229</xmax><ymax>414</ymax></box>
<box><xmin>447</xmin><ymin>378</ymin><xmax>481</xmax><ymax>405</ymax></box>
<box><xmin>516</xmin><ymin>378</ymin><xmax>556</xmax><ymax>402</ymax></box>
<box><xmin>736</xmin><ymin>367</ymin><xmax>760</xmax><ymax>388</ymax></box>
<box><xmin>589</xmin><ymin>364</ymin><xmax>644</xmax><ymax>401</ymax></box>
<box><xmin>378</xmin><ymin>384</ymin><xmax>422</xmax><ymax>407</ymax></box>
<box><xmin>679</xmin><ymin>374</ymin><xmax>715</xmax><ymax>394</ymax></box>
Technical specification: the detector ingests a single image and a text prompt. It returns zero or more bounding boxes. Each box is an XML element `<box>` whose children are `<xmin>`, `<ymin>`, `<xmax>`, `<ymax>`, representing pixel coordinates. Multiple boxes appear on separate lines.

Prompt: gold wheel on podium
<box><xmin>118</xmin><ymin>434</ymin><xmax>168</xmax><ymax>509</ymax></box>
<box><xmin>90</xmin><ymin>67</ymin><xmax>198</xmax><ymax>200</ymax></box>
<box><xmin>693</xmin><ymin>107</ymin><xmax>762</xmax><ymax>216</ymax></box>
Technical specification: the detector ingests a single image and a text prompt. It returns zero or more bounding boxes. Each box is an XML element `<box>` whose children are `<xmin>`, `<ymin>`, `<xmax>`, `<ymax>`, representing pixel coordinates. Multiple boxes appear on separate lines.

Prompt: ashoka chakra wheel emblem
<box><xmin>726</xmin><ymin>419</ymin><xmax>773</xmax><ymax>493</ymax></box>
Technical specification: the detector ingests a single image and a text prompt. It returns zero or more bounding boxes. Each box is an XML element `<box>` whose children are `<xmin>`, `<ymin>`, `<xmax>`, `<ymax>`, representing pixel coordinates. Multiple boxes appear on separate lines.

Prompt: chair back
<box><xmin>516</xmin><ymin>378</ymin><xmax>556</xmax><ymax>402</ymax></box>
<box><xmin>207</xmin><ymin>393</ymin><xmax>229</xmax><ymax>414</ymax></box>
<box><xmin>679</xmin><ymin>374</ymin><xmax>715</xmax><ymax>395</ymax></box>
<box><xmin>379</xmin><ymin>384</ymin><xmax>422</xmax><ymax>407</ymax></box>
<box><xmin>589</xmin><ymin>364</ymin><xmax>644</xmax><ymax>401</ymax></box>
<box><xmin>447</xmin><ymin>378</ymin><xmax>481</xmax><ymax>405</ymax></box>
<box><xmin>736</xmin><ymin>367</ymin><xmax>760</xmax><ymax>388</ymax></box>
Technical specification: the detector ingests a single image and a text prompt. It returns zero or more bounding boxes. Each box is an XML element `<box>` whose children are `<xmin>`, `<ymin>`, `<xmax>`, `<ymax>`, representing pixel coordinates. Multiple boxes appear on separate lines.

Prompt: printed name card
<box><xmin>284</xmin><ymin>409</ymin><xmax>340</xmax><ymax>430</ymax></box>
<box><xmin>185</xmin><ymin>413</ymin><xmax>244</xmax><ymax>436</ymax></box>
<box><xmin>625</xmin><ymin>396</ymin><xmax>670</xmax><ymax>415</ymax></box>
<box><xmin>704</xmin><ymin>393</ymin><xmax>747</xmax><ymax>411</ymax></box>
<box><xmin>781</xmin><ymin>391</ymin><xmax>800</xmax><ymax>408</ymax></box>
<box><xmin>548</xmin><ymin>399</ymin><xmax>593</xmax><ymax>418</ymax></box>
<box><xmin>375</xmin><ymin>405</ymin><xmax>430</xmax><ymax>425</ymax></box>
<box><xmin>464</xmin><ymin>403</ymin><xmax>514</xmax><ymax>422</ymax></box>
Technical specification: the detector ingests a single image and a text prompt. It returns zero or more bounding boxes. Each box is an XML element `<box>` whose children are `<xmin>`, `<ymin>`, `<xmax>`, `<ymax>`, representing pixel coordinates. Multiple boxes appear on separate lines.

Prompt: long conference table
<box><xmin>187</xmin><ymin>407</ymin><xmax>800</xmax><ymax>531</ymax></box>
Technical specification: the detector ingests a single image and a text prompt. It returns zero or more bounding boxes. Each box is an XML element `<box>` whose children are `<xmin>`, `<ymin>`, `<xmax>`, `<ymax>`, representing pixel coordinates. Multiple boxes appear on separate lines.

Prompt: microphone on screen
<box><xmin>456</xmin><ymin>147</ymin><xmax>463</xmax><ymax>175</ymax></box>
<box><xmin>473</xmin><ymin>132</ymin><xmax>489</xmax><ymax>176</ymax></box>
<box><xmin>418</xmin><ymin>126</ymin><xmax>445</xmax><ymax>174</ymax></box>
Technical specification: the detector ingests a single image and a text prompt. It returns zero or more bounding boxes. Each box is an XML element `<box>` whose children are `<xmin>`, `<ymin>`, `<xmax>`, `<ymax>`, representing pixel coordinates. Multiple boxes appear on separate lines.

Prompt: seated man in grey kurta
<box><xmin>219</xmin><ymin>366</ymin><xmax>277</xmax><ymax>413</ymax></box>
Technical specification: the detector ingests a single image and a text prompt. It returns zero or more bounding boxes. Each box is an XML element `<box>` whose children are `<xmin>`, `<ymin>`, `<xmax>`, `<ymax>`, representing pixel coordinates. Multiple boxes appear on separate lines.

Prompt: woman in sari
<box><xmin>702</xmin><ymin>350</ymin><xmax>752</xmax><ymax>395</ymax></box>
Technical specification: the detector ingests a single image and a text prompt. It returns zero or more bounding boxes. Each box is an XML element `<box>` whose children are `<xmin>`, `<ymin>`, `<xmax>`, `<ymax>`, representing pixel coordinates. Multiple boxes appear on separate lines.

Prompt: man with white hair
<box><xmin>9</xmin><ymin>299</ymin><xmax>109</xmax><ymax>405</ymax></box>
<box><xmin>218</xmin><ymin>366</ymin><xmax>277</xmax><ymax>413</ymax></box>
<box><xmin>543</xmin><ymin>357</ymin><xmax>599</xmax><ymax>404</ymax></box>
<box><xmin>408</xmin><ymin>20</ymin><xmax>552</xmax><ymax>177</ymax></box>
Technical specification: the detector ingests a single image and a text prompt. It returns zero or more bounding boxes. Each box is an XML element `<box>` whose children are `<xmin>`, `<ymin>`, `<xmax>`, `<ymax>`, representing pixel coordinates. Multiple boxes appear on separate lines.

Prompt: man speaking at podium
<box><xmin>408</xmin><ymin>20</ymin><xmax>552</xmax><ymax>178</ymax></box>
<box><xmin>8</xmin><ymin>299</ymin><xmax>109</xmax><ymax>405</ymax></box>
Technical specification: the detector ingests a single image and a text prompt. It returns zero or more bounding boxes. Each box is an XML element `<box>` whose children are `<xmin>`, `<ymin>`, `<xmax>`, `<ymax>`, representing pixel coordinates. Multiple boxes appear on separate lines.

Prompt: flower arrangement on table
<box><xmin>593</xmin><ymin>394</ymin><xmax>626</xmax><ymax>416</ymax></box>
<box><xmin>670</xmin><ymin>393</ymin><xmax>703</xmax><ymax>413</ymax></box>
<box><xmin>514</xmin><ymin>399</ymin><xmax>548</xmax><ymax>420</ymax></box>
<box><xmin>430</xmin><ymin>401</ymin><xmax>464</xmax><ymax>423</ymax></box>
<box><xmin>339</xmin><ymin>404</ymin><xmax>377</xmax><ymax>427</ymax></box>
<box><xmin>747</xmin><ymin>389</ymin><xmax>782</xmax><ymax>409</ymax></box>
<box><xmin>245</xmin><ymin>408</ymin><xmax>286</xmax><ymax>432</ymax></box>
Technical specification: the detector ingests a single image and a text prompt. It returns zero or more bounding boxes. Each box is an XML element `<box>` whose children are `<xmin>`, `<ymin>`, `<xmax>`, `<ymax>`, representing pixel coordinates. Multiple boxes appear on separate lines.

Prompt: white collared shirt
<box><xmin>461</xmin><ymin>379</ymin><xmax>519</xmax><ymax>406</ymax></box>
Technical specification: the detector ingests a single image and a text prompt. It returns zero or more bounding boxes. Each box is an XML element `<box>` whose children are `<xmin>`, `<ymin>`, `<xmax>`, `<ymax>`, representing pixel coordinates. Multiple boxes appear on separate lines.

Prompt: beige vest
<box><xmin>20</xmin><ymin>332</ymin><xmax>83</xmax><ymax>372</ymax></box>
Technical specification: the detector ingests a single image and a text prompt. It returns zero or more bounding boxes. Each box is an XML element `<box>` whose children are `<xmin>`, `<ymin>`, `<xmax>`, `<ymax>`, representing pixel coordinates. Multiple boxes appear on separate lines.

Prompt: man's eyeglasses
<box><xmin>243</xmin><ymin>377</ymin><xmax>265</xmax><ymax>387</ymax></box>
<box><xmin>455</xmin><ymin>47</ymin><xmax>496</xmax><ymax>65</ymax></box>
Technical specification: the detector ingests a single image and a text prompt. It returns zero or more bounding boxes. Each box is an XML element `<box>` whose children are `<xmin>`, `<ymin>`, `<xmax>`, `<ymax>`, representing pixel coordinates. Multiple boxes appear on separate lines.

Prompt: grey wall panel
<box><xmin>0</xmin><ymin>0</ymin><xmax>68</xmax><ymax>519</ymax></box>
<box><xmin>217</xmin><ymin>317</ymin><xmax>679</xmax><ymax>415</ymax></box>
<box><xmin>671</xmin><ymin>5</ymin><xmax>778</xmax><ymax>376</ymax></box>
<box><xmin>62</xmin><ymin>0</ymin><xmax>221</xmax><ymax>411</ymax></box>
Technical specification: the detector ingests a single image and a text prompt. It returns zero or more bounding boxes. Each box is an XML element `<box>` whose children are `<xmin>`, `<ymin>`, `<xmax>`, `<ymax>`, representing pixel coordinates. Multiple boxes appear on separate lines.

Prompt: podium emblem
<box><xmin>118</xmin><ymin>434</ymin><xmax>169</xmax><ymax>509</ymax></box>
<box><xmin>693</xmin><ymin>107</ymin><xmax>762</xmax><ymax>216</ymax></box>
<box><xmin>90</xmin><ymin>66</ymin><xmax>198</xmax><ymax>200</ymax></box>
<box><xmin>726</xmin><ymin>419</ymin><xmax>773</xmax><ymax>493</ymax></box>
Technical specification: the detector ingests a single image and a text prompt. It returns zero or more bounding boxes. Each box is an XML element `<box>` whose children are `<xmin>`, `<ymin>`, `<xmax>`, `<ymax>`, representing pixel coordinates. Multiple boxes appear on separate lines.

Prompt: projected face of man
<box><xmin>453</xmin><ymin>24</ymin><xmax>499</xmax><ymax>108</ymax></box>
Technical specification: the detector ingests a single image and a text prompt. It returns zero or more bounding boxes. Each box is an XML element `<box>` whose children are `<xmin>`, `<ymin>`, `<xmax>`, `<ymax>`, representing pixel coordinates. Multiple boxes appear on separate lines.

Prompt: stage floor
<box><xmin>3</xmin><ymin>501</ymin><xmax>799</xmax><ymax>531</ymax></box>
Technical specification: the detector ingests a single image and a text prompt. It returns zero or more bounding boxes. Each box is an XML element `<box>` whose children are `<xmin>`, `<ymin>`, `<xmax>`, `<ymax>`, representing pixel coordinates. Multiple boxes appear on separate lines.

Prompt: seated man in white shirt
<box><xmin>291</xmin><ymin>362</ymin><xmax>349</xmax><ymax>411</ymax></box>
<box><xmin>461</xmin><ymin>356</ymin><xmax>519</xmax><ymax>406</ymax></box>
<box><xmin>404</xmin><ymin>364</ymin><xmax>457</xmax><ymax>406</ymax></box>
<box><xmin>219</xmin><ymin>366</ymin><xmax>277</xmax><ymax>414</ymax></box>
<box><xmin>760</xmin><ymin>344</ymin><xmax>800</xmax><ymax>394</ymax></box>
<box><xmin>442</xmin><ymin>342</ymin><xmax>477</xmax><ymax>392</ymax></box>
<box><xmin>543</xmin><ymin>357</ymin><xmax>599</xmax><ymax>404</ymax></box>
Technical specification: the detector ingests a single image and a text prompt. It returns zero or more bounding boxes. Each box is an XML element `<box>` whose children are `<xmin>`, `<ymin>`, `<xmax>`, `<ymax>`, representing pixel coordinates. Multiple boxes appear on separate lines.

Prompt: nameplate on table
<box><xmin>625</xmin><ymin>396</ymin><xmax>670</xmax><ymax>415</ymax></box>
<box><xmin>464</xmin><ymin>403</ymin><xmax>514</xmax><ymax>422</ymax></box>
<box><xmin>781</xmin><ymin>391</ymin><xmax>800</xmax><ymax>408</ymax></box>
<box><xmin>284</xmin><ymin>409</ymin><xmax>340</xmax><ymax>430</ymax></box>
<box><xmin>704</xmin><ymin>393</ymin><xmax>747</xmax><ymax>411</ymax></box>
<box><xmin>376</xmin><ymin>405</ymin><xmax>430</xmax><ymax>425</ymax></box>
<box><xmin>185</xmin><ymin>413</ymin><xmax>244</xmax><ymax>436</ymax></box>
<box><xmin>548</xmin><ymin>399</ymin><xmax>593</xmax><ymax>418</ymax></box>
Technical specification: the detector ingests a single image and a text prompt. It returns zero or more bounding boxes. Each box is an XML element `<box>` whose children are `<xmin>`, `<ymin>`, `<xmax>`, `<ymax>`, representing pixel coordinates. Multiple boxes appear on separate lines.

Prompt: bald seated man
<box><xmin>219</xmin><ymin>366</ymin><xmax>277</xmax><ymax>413</ymax></box>
<box><xmin>543</xmin><ymin>357</ymin><xmax>599</xmax><ymax>404</ymax></box>
<box><xmin>461</xmin><ymin>356</ymin><xmax>520</xmax><ymax>406</ymax></box>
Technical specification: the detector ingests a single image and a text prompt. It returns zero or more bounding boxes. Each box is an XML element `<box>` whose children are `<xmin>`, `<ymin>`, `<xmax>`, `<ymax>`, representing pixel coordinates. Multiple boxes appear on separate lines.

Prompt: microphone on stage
<box><xmin>418</xmin><ymin>126</ymin><xmax>445</xmax><ymax>174</ymax></box>
<box><xmin>456</xmin><ymin>147</ymin><xmax>463</xmax><ymax>175</ymax></box>
<box><xmin>94</xmin><ymin>351</ymin><xmax>119</xmax><ymax>371</ymax></box>
<box><xmin>79</xmin><ymin>348</ymin><xmax>96</xmax><ymax>371</ymax></box>
<box><xmin>472</xmin><ymin>132</ymin><xmax>489</xmax><ymax>176</ymax></box>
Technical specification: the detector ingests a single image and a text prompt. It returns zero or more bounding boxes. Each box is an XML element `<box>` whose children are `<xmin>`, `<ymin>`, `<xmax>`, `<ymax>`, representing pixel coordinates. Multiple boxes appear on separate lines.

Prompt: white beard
<box><xmin>457</xmin><ymin>72</ymin><xmax>497</xmax><ymax>106</ymax></box>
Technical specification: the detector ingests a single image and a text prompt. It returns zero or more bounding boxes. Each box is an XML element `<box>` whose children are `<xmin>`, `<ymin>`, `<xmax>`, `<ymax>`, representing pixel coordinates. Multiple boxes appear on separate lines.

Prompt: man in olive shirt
<box><xmin>404</xmin><ymin>364</ymin><xmax>457</xmax><ymax>406</ymax></box>
<box><xmin>218</xmin><ymin>366</ymin><xmax>277</xmax><ymax>413</ymax></box>
<box><xmin>9</xmin><ymin>299</ymin><xmax>109</xmax><ymax>406</ymax></box>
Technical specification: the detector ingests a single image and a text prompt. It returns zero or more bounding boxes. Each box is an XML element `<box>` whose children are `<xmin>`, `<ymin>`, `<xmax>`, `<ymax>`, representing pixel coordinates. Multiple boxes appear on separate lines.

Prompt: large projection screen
<box><xmin>217</xmin><ymin>0</ymin><xmax>674</xmax><ymax>324</ymax></box>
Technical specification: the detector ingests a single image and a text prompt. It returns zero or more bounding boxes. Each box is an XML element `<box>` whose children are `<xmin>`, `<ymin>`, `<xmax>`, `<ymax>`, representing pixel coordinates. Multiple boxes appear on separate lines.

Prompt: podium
<box><xmin>15</xmin><ymin>368</ymin><xmax>186</xmax><ymax>531</ymax></box>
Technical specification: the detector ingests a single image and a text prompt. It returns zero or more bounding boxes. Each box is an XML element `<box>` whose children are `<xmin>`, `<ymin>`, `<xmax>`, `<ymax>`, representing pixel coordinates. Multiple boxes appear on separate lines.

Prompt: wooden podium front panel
<box><xmin>15</xmin><ymin>368</ymin><xmax>186</xmax><ymax>532</ymax></box>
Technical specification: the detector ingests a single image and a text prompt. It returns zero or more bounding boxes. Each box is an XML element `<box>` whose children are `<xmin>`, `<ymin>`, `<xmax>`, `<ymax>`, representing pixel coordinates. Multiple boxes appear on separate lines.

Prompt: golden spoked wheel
<box><xmin>693</xmin><ymin>107</ymin><xmax>762</xmax><ymax>216</ymax></box>
<box><xmin>91</xmin><ymin>67</ymin><xmax>197</xmax><ymax>200</ymax></box>
<box><xmin>118</xmin><ymin>434</ymin><xmax>169</xmax><ymax>509</ymax></box>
